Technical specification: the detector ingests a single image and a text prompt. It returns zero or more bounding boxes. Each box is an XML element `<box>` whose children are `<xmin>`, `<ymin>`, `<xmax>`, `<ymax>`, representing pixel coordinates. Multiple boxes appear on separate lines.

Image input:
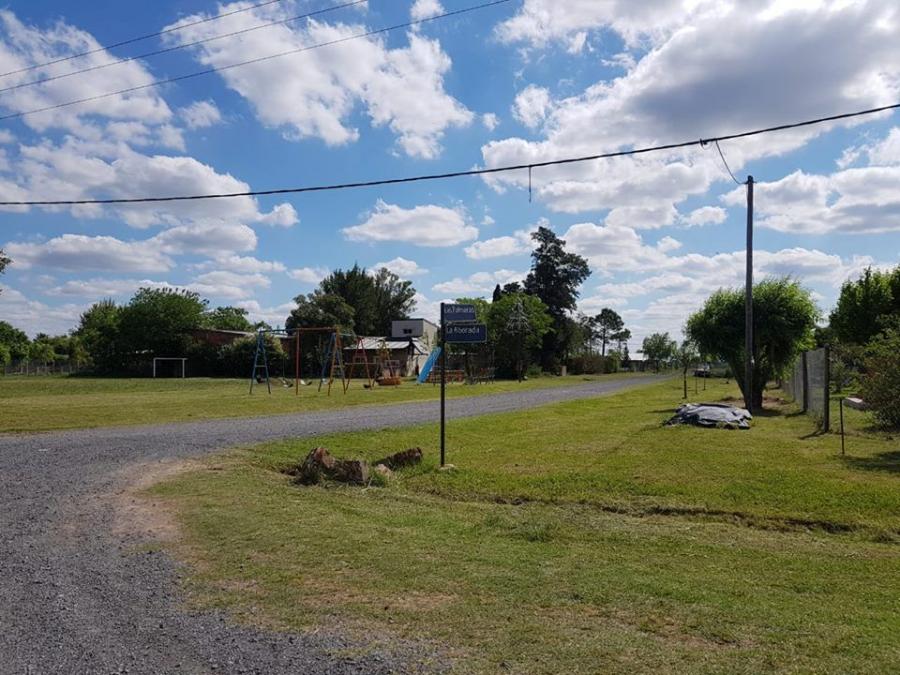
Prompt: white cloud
<box><xmin>482</xmin><ymin>113</ymin><xmax>500</xmax><ymax>131</ymax></box>
<box><xmin>512</xmin><ymin>85</ymin><xmax>552</xmax><ymax>129</ymax></box>
<box><xmin>723</xmin><ymin>165</ymin><xmax>900</xmax><ymax>235</ymax></box>
<box><xmin>0</xmin><ymin>10</ymin><xmax>171</xmax><ymax>133</ymax></box>
<box><xmin>190</xmin><ymin>270</ymin><xmax>271</xmax><ymax>300</ymax></box>
<box><xmin>165</xmin><ymin>6</ymin><xmax>472</xmax><ymax>158</ymax></box>
<box><xmin>0</xmin><ymin>285</ymin><xmax>86</xmax><ymax>336</ymax></box>
<box><xmin>682</xmin><ymin>205</ymin><xmax>727</xmax><ymax>227</ymax></box>
<box><xmin>45</xmin><ymin>277</ymin><xmax>172</xmax><ymax>298</ymax></box>
<box><xmin>200</xmin><ymin>255</ymin><xmax>286</xmax><ymax>274</ymax></box>
<box><xmin>180</xmin><ymin>100</ymin><xmax>223</xmax><ymax>129</ymax></box>
<box><xmin>5</xmin><ymin>234</ymin><xmax>173</xmax><ymax>273</ymax></box>
<box><xmin>432</xmin><ymin>269</ymin><xmax>524</xmax><ymax>295</ymax></box>
<box><xmin>256</xmin><ymin>202</ymin><xmax>299</xmax><ymax>228</ymax></box>
<box><xmin>343</xmin><ymin>200</ymin><xmax>478</xmax><ymax>247</ymax></box>
<box><xmin>464</xmin><ymin>229</ymin><xmax>534</xmax><ymax>259</ymax></box>
<box><xmin>237</xmin><ymin>299</ymin><xmax>295</xmax><ymax>327</ymax></box>
<box><xmin>485</xmin><ymin>1</ymin><xmax>900</xmax><ymax>216</ymax></box>
<box><xmin>154</xmin><ymin>222</ymin><xmax>257</xmax><ymax>257</ymax></box>
<box><xmin>495</xmin><ymin>0</ymin><xmax>699</xmax><ymax>50</ymax></box>
<box><xmin>288</xmin><ymin>266</ymin><xmax>329</xmax><ymax>284</ymax></box>
<box><xmin>374</xmin><ymin>257</ymin><xmax>429</xmax><ymax>277</ymax></box>
<box><xmin>411</xmin><ymin>0</ymin><xmax>444</xmax><ymax>21</ymax></box>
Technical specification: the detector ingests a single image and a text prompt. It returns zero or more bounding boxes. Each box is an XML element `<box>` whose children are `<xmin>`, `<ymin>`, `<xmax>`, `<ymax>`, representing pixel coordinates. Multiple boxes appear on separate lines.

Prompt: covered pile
<box><xmin>666</xmin><ymin>403</ymin><xmax>752</xmax><ymax>430</ymax></box>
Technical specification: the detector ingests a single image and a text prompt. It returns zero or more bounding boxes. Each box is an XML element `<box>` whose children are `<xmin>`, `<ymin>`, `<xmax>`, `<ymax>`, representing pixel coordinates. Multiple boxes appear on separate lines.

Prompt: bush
<box><xmin>859</xmin><ymin>328</ymin><xmax>900</xmax><ymax>429</ymax></box>
<box><xmin>525</xmin><ymin>364</ymin><xmax>543</xmax><ymax>379</ymax></box>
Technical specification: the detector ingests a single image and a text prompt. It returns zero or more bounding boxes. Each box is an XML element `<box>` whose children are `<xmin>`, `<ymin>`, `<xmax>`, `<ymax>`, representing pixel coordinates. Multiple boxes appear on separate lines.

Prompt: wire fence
<box><xmin>782</xmin><ymin>347</ymin><xmax>831</xmax><ymax>430</ymax></box>
<box><xmin>1</xmin><ymin>359</ymin><xmax>90</xmax><ymax>376</ymax></box>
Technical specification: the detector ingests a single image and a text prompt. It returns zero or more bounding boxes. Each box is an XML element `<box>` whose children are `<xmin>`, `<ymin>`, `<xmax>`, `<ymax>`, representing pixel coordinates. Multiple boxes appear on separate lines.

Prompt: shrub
<box><xmin>859</xmin><ymin>328</ymin><xmax>900</xmax><ymax>429</ymax></box>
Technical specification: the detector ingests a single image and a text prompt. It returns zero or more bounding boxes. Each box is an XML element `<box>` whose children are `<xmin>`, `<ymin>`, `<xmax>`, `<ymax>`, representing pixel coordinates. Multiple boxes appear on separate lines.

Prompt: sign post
<box><xmin>439</xmin><ymin>302</ymin><xmax>486</xmax><ymax>467</ymax></box>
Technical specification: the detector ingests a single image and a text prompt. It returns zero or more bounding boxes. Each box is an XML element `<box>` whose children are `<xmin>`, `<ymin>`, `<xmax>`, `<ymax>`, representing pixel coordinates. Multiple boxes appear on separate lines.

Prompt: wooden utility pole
<box><xmin>744</xmin><ymin>176</ymin><xmax>754</xmax><ymax>412</ymax></box>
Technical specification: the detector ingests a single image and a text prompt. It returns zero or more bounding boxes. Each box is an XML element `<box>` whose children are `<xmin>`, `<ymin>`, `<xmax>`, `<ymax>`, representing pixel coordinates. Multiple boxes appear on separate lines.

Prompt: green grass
<box><xmin>151</xmin><ymin>378</ymin><xmax>900</xmax><ymax>673</ymax></box>
<box><xmin>0</xmin><ymin>372</ymin><xmax>642</xmax><ymax>433</ymax></box>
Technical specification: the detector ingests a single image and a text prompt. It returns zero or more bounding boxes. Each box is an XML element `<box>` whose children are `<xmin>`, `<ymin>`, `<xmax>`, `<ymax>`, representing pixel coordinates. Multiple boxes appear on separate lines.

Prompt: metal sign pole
<box><xmin>440</xmin><ymin>302</ymin><xmax>446</xmax><ymax>467</ymax></box>
<box><xmin>745</xmin><ymin>175</ymin><xmax>754</xmax><ymax>412</ymax></box>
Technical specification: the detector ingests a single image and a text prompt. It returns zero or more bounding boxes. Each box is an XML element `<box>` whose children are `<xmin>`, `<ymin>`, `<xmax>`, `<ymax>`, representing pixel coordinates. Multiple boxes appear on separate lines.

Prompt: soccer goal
<box><xmin>152</xmin><ymin>357</ymin><xmax>187</xmax><ymax>378</ymax></box>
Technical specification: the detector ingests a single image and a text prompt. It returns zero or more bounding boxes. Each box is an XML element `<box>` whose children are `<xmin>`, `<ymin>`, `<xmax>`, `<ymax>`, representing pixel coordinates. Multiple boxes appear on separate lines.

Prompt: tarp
<box><xmin>666</xmin><ymin>403</ymin><xmax>752</xmax><ymax>430</ymax></box>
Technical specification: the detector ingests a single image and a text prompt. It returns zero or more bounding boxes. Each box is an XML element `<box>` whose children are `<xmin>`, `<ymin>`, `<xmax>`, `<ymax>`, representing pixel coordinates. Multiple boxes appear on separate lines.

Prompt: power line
<box><xmin>0</xmin><ymin>0</ymin><xmax>289</xmax><ymax>79</ymax></box>
<box><xmin>1</xmin><ymin>102</ymin><xmax>898</xmax><ymax>207</ymax></box>
<box><xmin>0</xmin><ymin>0</ymin><xmax>512</xmax><ymax>123</ymax></box>
<box><xmin>0</xmin><ymin>0</ymin><xmax>368</xmax><ymax>96</ymax></box>
<box><xmin>712</xmin><ymin>139</ymin><xmax>742</xmax><ymax>185</ymax></box>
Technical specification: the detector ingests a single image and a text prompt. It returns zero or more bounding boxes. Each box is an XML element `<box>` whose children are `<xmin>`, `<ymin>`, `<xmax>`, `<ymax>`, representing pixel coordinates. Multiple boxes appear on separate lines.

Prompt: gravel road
<box><xmin>0</xmin><ymin>375</ymin><xmax>662</xmax><ymax>675</ymax></box>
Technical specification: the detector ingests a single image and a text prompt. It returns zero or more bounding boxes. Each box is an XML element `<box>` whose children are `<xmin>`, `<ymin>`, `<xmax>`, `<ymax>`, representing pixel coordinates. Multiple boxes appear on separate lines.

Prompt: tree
<box><xmin>523</xmin><ymin>226</ymin><xmax>591</xmax><ymax>370</ymax></box>
<box><xmin>118</xmin><ymin>288</ymin><xmax>208</xmax><ymax>363</ymax></box>
<box><xmin>286</xmin><ymin>292</ymin><xmax>356</xmax><ymax>331</ymax></box>
<box><xmin>490</xmin><ymin>293</ymin><xmax>552</xmax><ymax>380</ymax></box>
<box><xmin>686</xmin><ymin>277</ymin><xmax>819</xmax><ymax>410</ymax></box>
<box><xmin>76</xmin><ymin>300</ymin><xmax>122</xmax><ymax>373</ymax></box>
<box><xmin>307</xmin><ymin>265</ymin><xmax>415</xmax><ymax>335</ymax></box>
<box><xmin>677</xmin><ymin>340</ymin><xmax>700</xmax><ymax>399</ymax></box>
<box><xmin>370</xmin><ymin>267</ymin><xmax>416</xmax><ymax>335</ymax></box>
<box><xmin>0</xmin><ymin>321</ymin><xmax>29</xmax><ymax>360</ymax></box>
<box><xmin>492</xmin><ymin>284</ymin><xmax>503</xmax><ymax>303</ymax></box>
<box><xmin>204</xmin><ymin>306</ymin><xmax>253</xmax><ymax>331</ymax></box>
<box><xmin>595</xmin><ymin>308</ymin><xmax>624</xmax><ymax>356</ymax></box>
<box><xmin>829</xmin><ymin>266</ymin><xmax>897</xmax><ymax>345</ymax></box>
<box><xmin>859</xmin><ymin>326</ymin><xmax>900</xmax><ymax>428</ymax></box>
<box><xmin>642</xmin><ymin>333</ymin><xmax>677</xmax><ymax>373</ymax></box>
<box><xmin>613</xmin><ymin>328</ymin><xmax>631</xmax><ymax>354</ymax></box>
<box><xmin>0</xmin><ymin>249</ymin><xmax>9</xmax><ymax>294</ymax></box>
<box><xmin>27</xmin><ymin>340</ymin><xmax>56</xmax><ymax>365</ymax></box>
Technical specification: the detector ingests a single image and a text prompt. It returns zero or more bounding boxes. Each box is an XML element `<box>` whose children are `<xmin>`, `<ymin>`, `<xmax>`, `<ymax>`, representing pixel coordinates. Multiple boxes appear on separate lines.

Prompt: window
<box><xmin>403</xmin><ymin>328</ymin><xmax>413</xmax><ymax>335</ymax></box>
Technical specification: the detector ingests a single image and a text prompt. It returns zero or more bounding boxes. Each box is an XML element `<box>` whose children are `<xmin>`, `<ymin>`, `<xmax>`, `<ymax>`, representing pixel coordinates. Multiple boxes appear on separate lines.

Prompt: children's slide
<box><xmin>416</xmin><ymin>347</ymin><xmax>442</xmax><ymax>384</ymax></box>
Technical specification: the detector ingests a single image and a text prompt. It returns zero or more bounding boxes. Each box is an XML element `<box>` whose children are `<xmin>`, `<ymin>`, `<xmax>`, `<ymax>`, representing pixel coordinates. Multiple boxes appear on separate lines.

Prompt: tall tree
<box><xmin>492</xmin><ymin>284</ymin><xmax>503</xmax><ymax>303</ymax></box>
<box><xmin>0</xmin><ymin>320</ymin><xmax>29</xmax><ymax>360</ymax></box>
<box><xmin>370</xmin><ymin>267</ymin><xmax>416</xmax><ymax>335</ymax></box>
<box><xmin>118</xmin><ymin>288</ymin><xmax>208</xmax><ymax>361</ymax></box>
<box><xmin>204</xmin><ymin>306</ymin><xmax>253</xmax><ymax>331</ymax></box>
<box><xmin>595</xmin><ymin>308</ymin><xmax>624</xmax><ymax>356</ymax></box>
<box><xmin>286</xmin><ymin>292</ymin><xmax>356</xmax><ymax>331</ymax></box>
<box><xmin>0</xmin><ymin>249</ymin><xmax>9</xmax><ymax>294</ymax></box>
<box><xmin>491</xmin><ymin>293</ymin><xmax>552</xmax><ymax>381</ymax></box>
<box><xmin>677</xmin><ymin>340</ymin><xmax>700</xmax><ymax>399</ymax></box>
<box><xmin>641</xmin><ymin>333</ymin><xmax>677</xmax><ymax>373</ymax></box>
<box><xmin>613</xmin><ymin>328</ymin><xmax>632</xmax><ymax>353</ymax></box>
<box><xmin>76</xmin><ymin>300</ymin><xmax>122</xmax><ymax>373</ymax></box>
<box><xmin>320</xmin><ymin>265</ymin><xmax>377</xmax><ymax>335</ymax></box>
<box><xmin>523</xmin><ymin>226</ymin><xmax>591</xmax><ymax>369</ymax></box>
<box><xmin>687</xmin><ymin>277</ymin><xmax>819</xmax><ymax>409</ymax></box>
<box><xmin>829</xmin><ymin>266</ymin><xmax>898</xmax><ymax>345</ymax></box>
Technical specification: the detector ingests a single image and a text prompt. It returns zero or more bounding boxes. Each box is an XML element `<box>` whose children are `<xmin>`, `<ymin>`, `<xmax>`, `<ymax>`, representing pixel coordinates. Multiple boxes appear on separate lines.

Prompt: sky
<box><xmin>1</xmin><ymin>0</ymin><xmax>899</xmax><ymax>353</ymax></box>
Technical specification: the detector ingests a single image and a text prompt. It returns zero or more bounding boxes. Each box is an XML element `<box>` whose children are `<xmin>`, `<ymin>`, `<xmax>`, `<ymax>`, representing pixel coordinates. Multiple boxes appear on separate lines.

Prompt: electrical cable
<box><xmin>0</xmin><ymin>102</ymin><xmax>897</xmax><ymax>207</ymax></box>
<box><xmin>713</xmin><ymin>139</ymin><xmax>742</xmax><ymax>185</ymax></box>
<box><xmin>0</xmin><ymin>0</ymin><xmax>368</xmax><ymax>96</ymax></box>
<box><xmin>0</xmin><ymin>0</ymin><xmax>512</xmax><ymax>123</ymax></box>
<box><xmin>0</xmin><ymin>0</ymin><xmax>289</xmax><ymax>79</ymax></box>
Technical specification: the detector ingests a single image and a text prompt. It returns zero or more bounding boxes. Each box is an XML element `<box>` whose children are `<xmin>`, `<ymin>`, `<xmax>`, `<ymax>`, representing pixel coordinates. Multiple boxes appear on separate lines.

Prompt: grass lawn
<box><xmin>0</xmin><ymin>372</ymin><xmax>643</xmax><ymax>433</ymax></box>
<box><xmin>151</xmin><ymin>378</ymin><xmax>900</xmax><ymax>673</ymax></box>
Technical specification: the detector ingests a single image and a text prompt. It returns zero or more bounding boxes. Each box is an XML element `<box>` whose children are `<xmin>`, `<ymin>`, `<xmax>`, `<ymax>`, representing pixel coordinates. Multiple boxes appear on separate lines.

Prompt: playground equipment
<box><xmin>416</xmin><ymin>347</ymin><xmax>441</xmax><ymax>384</ymax></box>
<box><xmin>250</xmin><ymin>327</ymin><xmax>373</xmax><ymax>395</ymax></box>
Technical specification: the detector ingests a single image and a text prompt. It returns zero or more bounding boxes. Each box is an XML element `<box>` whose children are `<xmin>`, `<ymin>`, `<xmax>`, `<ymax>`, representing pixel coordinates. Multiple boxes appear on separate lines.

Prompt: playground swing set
<box><xmin>249</xmin><ymin>326</ymin><xmax>378</xmax><ymax>396</ymax></box>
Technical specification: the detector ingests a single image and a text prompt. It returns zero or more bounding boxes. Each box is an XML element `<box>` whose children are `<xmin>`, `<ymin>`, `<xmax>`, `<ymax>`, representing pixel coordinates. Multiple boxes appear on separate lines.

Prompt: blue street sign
<box><xmin>445</xmin><ymin>323</ymin><xmax>487</xmax><ymax>343</ymax></box>
<box><xmin>442</xmin><ymin>303</ymin><xmax>477</xmax><ymax>323</ymax></box>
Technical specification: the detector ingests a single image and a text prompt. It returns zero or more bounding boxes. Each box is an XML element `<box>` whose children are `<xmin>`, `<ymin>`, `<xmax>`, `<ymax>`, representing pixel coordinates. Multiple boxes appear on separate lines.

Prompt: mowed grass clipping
<box><xmin>151</xmin><ymin>379</ymin><xmax>900</xmax><ymax>674</ymax></box>
<box><xmin>0</xmin><ymin>372</ymin><xmax>642</xmax><ymax>433</ymax></box>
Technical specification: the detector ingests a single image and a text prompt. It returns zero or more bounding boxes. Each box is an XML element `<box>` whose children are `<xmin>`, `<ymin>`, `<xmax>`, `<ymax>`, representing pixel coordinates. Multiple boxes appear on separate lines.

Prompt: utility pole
<box><xmin>745</xmin><ymin>175</ymin><xmax>754</xmax><ymax>413</ymax></box>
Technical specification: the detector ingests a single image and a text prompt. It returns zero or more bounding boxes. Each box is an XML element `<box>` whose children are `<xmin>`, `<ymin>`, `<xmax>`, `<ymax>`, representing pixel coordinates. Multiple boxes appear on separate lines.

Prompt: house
<box><xmin>390</xmin><ymin>318</ymin><xmax>438</xmax><ymax>347</ymax></box>
<box><xmin>343</xmin><ymin>319</ymin><xmax>438</xmax><ymax>377</ymax></box>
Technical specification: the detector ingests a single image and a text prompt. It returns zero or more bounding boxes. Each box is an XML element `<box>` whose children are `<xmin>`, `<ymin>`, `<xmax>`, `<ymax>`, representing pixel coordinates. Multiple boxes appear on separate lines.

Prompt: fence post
<box><xmin>801</xmin><ymin>351</ymin><xmax>809</xmax><ymax>413</ymax></box>
<box><xmin>822</xmin><ymin>346</ymin><xmax>830</xmax><ymax>432</ymax></box>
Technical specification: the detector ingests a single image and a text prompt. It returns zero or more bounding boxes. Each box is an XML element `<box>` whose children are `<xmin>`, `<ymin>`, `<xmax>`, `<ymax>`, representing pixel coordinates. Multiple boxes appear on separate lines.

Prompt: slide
<box><xmin>417</xmin><ymin>347</ymin><xmax>442</xmax><ymax>384</ymax></box>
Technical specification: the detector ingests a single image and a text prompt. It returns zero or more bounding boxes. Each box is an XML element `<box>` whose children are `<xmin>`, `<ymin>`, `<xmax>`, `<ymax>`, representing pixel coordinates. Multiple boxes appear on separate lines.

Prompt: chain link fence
<box><xmin>782</xmin><ymin>347</ymin><xmax>830</xmax><ymax>430</ymax></box>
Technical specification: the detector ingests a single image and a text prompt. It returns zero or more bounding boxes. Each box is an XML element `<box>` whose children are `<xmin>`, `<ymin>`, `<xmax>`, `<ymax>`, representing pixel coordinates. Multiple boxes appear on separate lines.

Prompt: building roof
<box><xmin>348</xmin><ymin>336</ymin><xmax>429</xmax><ymax>355</ymax></box>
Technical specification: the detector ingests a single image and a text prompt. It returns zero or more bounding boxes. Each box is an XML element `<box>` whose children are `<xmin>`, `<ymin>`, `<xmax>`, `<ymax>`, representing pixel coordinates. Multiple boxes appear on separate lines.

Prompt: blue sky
<box><xmin>1</xmin><ymin>0</ymin><xmax>899</xmax><ymax>351</ymax></box>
